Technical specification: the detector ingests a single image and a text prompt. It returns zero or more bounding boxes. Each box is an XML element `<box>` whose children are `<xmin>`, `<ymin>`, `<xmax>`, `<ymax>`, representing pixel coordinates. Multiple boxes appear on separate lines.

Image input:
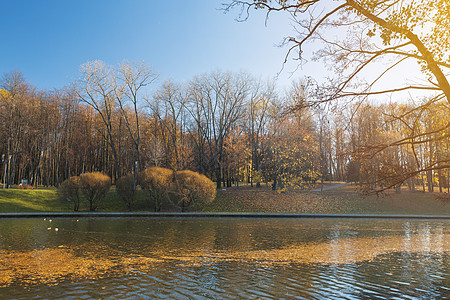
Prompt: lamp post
<box><xmin>2</xmin><ymin>154</ymin><xmax>5</xmax><ymax>189</ymax></box>
<box><xmin>2</xmin><ymin>154</ymin><xmax>11</xmax><ymax>189</ymax></box>
<box><xmin>133</xmin><ymin>161</ymin><xmax>138</xmax><ymax>190</ymax></box>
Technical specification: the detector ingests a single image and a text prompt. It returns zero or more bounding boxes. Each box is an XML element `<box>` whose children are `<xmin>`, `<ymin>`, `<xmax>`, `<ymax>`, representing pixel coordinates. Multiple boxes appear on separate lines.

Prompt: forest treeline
<box><xmin>0</xmin><ymin>61</ymin><xmax>449</xmax><ymax>193</ymax></box>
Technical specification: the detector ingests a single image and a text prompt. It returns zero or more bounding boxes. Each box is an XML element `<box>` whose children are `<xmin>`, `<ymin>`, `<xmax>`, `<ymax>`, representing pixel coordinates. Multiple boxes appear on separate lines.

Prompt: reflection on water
<box><xmin>0</xmin><ymin>218</ymin><xmax>449</xmax><ymax>298</ymax></box>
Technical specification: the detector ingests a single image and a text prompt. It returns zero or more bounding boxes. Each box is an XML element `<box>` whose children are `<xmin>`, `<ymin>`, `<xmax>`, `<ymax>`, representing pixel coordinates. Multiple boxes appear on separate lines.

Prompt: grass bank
<box><xmin>206</xmin><ymin>184</ymin><xmax>450</xmax><ymax>215</ymax></box>
<box><xmin>0</xmin><ymin>188</ymin><xmax>150</xmax><ymax>213</ymax></box>
<box><xmin>0</xmin><ymin>188</ymin><xmax>65</xmax><ymax>212</ymax></box>
<box><xmin>0</xmin><ymin>184</ymin><xmax>449</xmax><ymax>215</ymax></box>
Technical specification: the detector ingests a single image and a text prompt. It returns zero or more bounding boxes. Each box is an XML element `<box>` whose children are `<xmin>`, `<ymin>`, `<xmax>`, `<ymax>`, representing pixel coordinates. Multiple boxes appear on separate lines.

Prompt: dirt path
<box><xmin>311</xmin><ymin>183</ymin><xmax>350</xmax><ymax>192</ymax></box>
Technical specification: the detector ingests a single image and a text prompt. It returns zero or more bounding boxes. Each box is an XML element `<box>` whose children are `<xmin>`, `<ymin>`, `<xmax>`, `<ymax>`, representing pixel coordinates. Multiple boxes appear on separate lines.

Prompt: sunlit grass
<box><xmin>0</xmin><ymin>188</ymin><xmax>174</xmax><ymax>212</ymax></box>
<box><xmin>0</xmin><ymin>184</ymin><xmax>449</xmax><ymax>214</ymax></box>
<box><xmin>0</xmin><ymin>188</ymin><xmax>69</xmax><ymax>212</ymax></box>
<box><xmin>205</xmin><ymin>184</ymin><xmax>450</xmax><ymax>215</ymax></box>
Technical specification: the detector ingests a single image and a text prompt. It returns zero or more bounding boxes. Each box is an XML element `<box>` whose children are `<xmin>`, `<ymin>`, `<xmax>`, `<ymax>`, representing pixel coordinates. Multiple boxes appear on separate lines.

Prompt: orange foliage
<box><xmin>58</xmin><ymin>176</ymin><xmax>81</xmax><ymax>211</ymax></box>
<box><xmin>138</xmin><ymin>167</ymin><xmax>174</xmax><ymax>211</ymax></box>
<box><xmin>18</xmin><ymin>184</ymin><xmax>34</xmax><ymax>190</ymax></box>
<box><xmin>173</xmin><ymin>170</ymin><xmax>216</xmax><ymax>211</ymax></box>
<box><xmin>79</xmin><ymin>172</ymin><xmax>111</xmax><ymax>211</ymax></box>
<box><xmin>138</xmin><ymin>167</ymin><xmax>173</xmax><ymax>191</ymax></box>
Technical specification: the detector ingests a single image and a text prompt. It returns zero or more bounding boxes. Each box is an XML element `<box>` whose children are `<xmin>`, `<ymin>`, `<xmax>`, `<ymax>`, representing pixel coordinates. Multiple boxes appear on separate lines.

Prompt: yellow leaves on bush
<box><xmin>137</xmin><ymin>167</ymin><xmax>216</xmax><ymax>211</ymax></box>
<box><xmin>138</xmin><ymin>167</ymin><xmax>173</xmax><ymax>191</ymax></box>
<box><xmin>58</xmin><ymin>176</ymin><xmax>81</xmax><ymax>211</ymax></box>
<box><xmin>0</xmin><ymin>88</ymin><xmax>9</xmax><ymax>98</ymax></box>
<box><xmin>174</xmin><ymin>170</ymin><xmax>216</xmax><ymax>209</ymax></box>
<box><xmin>79</xmin><ymin>172</ymin><xmax>111</xmax><ymax>211</ymax></box>
<box><xmin>138</xmin><ymin>167</ymin><xmax>174</xmax><ymax>211</ymax></box>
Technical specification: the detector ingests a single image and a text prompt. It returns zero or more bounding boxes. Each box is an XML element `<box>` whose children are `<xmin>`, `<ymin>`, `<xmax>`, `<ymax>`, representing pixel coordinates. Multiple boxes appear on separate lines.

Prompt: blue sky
<box><xmin>0</xmin><ymin>0</ymin><xmax>316</xmax><ymax>91</ymax></box>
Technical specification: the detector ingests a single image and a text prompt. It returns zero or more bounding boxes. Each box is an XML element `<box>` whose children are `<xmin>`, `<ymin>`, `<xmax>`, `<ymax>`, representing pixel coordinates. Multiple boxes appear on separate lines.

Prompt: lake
<box><xmin>0</xmin><ymin>217</ymin><xmax>449</xmax><ymax>299</ymax></box>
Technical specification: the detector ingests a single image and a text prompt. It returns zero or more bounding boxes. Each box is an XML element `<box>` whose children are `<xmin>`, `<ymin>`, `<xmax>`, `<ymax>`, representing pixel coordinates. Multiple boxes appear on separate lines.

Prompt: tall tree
<box><xmin>76</xmin><ymin>61</ymin><xmax>121</xmax><ymax>180</ymax></box>
<box><xmin>187</xmin><ymin>71</ymin><xmax>250</xmax><ymax>188</ymax></box>
<box><xmin>0</xmin><ymin>71</ymin><xmax>32</xmax><ymax>187</ymax></box>
<box><xmin>151</xmin><ymin>79</ymin><xmax>188</xmax><ymax>171</ymax></box>
<box><xmin>226</xmin><ymin>0</ymin><xmax>450</xmax><ymax>190</ymax></box>
<box><xmin>114</xmin><ymin>61</ymin><xmax>157</xmax><ymax>173</ymax></box>
<box><xmin>246</xmin><ymin>79</ymin><xmax>275</xmax><ymax>187</ymax></box>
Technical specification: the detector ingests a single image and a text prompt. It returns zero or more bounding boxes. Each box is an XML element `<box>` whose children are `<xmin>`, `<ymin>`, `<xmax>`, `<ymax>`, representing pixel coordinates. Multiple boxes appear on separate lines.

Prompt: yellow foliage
<box><xmin>138</xmin><ymin>167</ymin><xmax>174</xmax><ymax>211</ymax></box>
<box><xmin>0</xmin><ymin>88</ymin><xmax>9</xmax><ymax>98</ymax></box>
<box><xmin>79</xmin><ymin>172</ymin><xmax>111</xmax><ymax>211</ymax></box>
<box><xmin>58</xmin><ymin>176</ymin><xmax>81</xmax><ymax>211</ymax></box>
<box><xmin>173</xmin><ymin>170</ymin><xmax>216</xmax><ymax>210</ymax></box>
<box><xmin>138</xmin><ymin>167</ymin><xmax>173</xmax><ymax>191</ymax></box>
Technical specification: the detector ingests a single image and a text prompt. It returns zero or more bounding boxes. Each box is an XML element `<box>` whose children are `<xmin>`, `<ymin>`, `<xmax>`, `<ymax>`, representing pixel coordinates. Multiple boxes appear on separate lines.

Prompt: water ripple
<box><xmin>1</xmin><ymin>218</ymin><xmax>449</xmax><ymax>299</ymax></box>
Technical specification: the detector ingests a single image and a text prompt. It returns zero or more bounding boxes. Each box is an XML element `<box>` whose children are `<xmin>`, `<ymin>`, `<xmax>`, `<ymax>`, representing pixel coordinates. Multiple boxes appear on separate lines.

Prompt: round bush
<box><xmin>58</xmin><ymin>176</ymin><xmax>81</xmax><ymax>211</ymax></box>
<box><xmin>138</xmin><ymin>167</ymin><xmax>174</xmax><ymax>211</ymax></box>
<box><xmin>173</xmin><ymin>170</ymin><xmax>216</xmax><ymax>211</ymax></box>
<box><xmin>79</xmin><ymin>172</ymin><xmax>111</xmax><ymax>211</ymax></box>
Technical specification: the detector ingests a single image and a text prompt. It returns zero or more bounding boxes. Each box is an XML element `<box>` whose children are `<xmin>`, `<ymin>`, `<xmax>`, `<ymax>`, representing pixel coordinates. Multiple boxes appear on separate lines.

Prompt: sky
<box><xmin>0</xmin><ymin>0</ymin><xmax>319</xmax><ymax>92</ymax></box>
<box><xmin>0</xmin><ymin>0</ymin><xmax>429</xmax><ymax>103</ymax></box>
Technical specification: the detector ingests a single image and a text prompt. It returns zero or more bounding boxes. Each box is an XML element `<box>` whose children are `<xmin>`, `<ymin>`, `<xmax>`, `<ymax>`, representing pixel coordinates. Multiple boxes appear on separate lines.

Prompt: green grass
<box><xmin>0</xmin><ymin>188</ymin><xmax>69</xmax><ymax>212</ymax></box>
<box><xmin>0</xmin><ymin>184</ymin><xmax>449</xmax><ymax>215</ymax></box>
<box><xmin>0</xmin><ymin>187</ymin><xmax>177</xmax><ymax>212</ymax></box>
<box><xmin>99</xmin><ymin>188</ymin><xmax>159</xmax><ymax>212</ymax></box>
<box><xmin>0</xmin><ymin>188</ymin><xmax>132</xmax><ymax>213</ymax></box>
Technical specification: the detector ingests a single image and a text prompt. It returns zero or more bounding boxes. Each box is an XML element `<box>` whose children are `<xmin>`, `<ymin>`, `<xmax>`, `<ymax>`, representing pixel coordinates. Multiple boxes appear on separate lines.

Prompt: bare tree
<box><xmin>76</xmin><ymin>61</ymin><xmax>120</xmax><ymax>180</ymax></box>
<box><xmin>187</xmin><ymin>71</ymin><xmax>250</xmax><ymax>188</ymax></box>
<box><xmin>246</xmin><ymin>79</ymin><xmax>276</xmax><ymax>187</ymax></box>
<box><xmin>0</xmin><ymin>71</ymin><xmax>34</xmax><ymax>187</ymax></box>
<box><xmin>151</xmin><ymin>79</ymin><xmax>188</xmax><ymax>170</ymax></box>
<box><xmin>114</xmin><ymin>61</ymin><xmax>158</xmax><ymax>173</ymax></box>
<box><xmin>226</xmin><ymin>0</ymin><xmax>450</xmax><ymax>191</ymax></box>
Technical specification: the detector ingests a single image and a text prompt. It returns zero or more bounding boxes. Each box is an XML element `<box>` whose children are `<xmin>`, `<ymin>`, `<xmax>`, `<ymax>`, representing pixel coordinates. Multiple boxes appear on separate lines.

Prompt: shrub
<box><xmin>116</xmin><ymin>174</ymin><xmax>136</xmax><ymax>211</ymax></box>
<box><xmin>58</xmin><ymin>176</ymin><xmax>81</xmax><ymax>211</ymax></box>
<box><xmin>79</xmin><ymin>172</ymin><xmax>111</xmax><ymax>211</ymax></box>
<box><xmin>138</xmin><ymin>167</ymin><xmax>173</xmax><ymax>211</ymax></box>
<box><xmin>173</xmin><ymin>170</ymin><xmax>216</xmax><ymax>211</ymax></box>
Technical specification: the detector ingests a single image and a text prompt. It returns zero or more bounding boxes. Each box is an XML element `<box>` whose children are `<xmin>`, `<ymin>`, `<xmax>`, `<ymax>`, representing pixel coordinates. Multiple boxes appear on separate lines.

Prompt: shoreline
<box><xmin>1</xmin><ymin>212</ymin><xmax>450</xmax><ymax>219</ymax></box>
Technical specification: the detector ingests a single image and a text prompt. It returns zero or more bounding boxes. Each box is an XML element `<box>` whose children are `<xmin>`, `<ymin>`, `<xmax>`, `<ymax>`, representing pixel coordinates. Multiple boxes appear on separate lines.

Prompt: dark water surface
<box><xmin>0</xmin><ymin>217</ymin><xmax>449</xmax><ymax>299</ymax></box>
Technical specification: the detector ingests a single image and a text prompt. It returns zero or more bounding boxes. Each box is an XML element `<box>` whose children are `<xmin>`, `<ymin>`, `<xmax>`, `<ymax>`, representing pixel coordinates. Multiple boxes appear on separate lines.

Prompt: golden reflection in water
<box><xmin>1</xmin><ymin>233</ymin><xmax>449</xmax><ymax>287</ymax></box>
<box><xmin>0</xmin><ymin>246</ymin><xmax>164</xmax><ymax>287</ymax></box>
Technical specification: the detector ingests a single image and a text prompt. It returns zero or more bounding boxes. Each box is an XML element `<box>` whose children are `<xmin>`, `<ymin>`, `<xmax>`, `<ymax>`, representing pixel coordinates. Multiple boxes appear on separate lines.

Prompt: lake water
<box><xmin>0</xmin><ymin>217</ymin><xmax>449</xmax><ymax>299</ymax></box>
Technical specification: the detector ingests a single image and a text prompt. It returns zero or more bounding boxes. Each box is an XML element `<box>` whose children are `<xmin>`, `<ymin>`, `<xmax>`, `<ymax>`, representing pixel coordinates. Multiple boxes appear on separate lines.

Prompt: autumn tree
<box><xmin>261</xmin><ymin>90</ymin><xmax>321</xmax><ymax>192</ymax></box>
<box><xmin>76</xmin><ymin>61</ymin><xmax>121</xmax><ymax>180</ymax></box>
<box><xmin>245</xmin><ymin>79</ymin><xmax>276</xmax><ymax>187</ymax></box>
<box><xmin>58</xmin><ymin>176</ymin><xmax>81</xmax><ymax>211</ymax></box>
<box><xmin>226</xmin><ymin>0</ymin><xmax>450</xmax><ymax>191</ymax></box>
<box><xmin>223</xmin><ymin>125</ymin><xmax>249</xmax><ymax>187</ymax></box>
<box><xmin>114</xmin><ymin>61</ymin><xmax>157</xmax><ymax>173</ymax></box>
<box><xmin>340</xmin><ymin>100</ymin><xmax>450</xmax><ymax>193</ymax></box>
<box><xmin>187</xmin><ymin>71</ymin><xmax>250</xmax><ymax>188</ymax></box>
<box><xmin>116</xmin><ymin>174</ymin><xmax>136</xmax><ymax>211</ymax></box>
<box><xmin>151</xmin><ymin>79</ymin><xmax>189</xmax><ymax>170</ymax></box>
<box><xmin>138</xmin><ymin>167</ymin><xmax>173</xmax><ymax>211</ymax></box>
<box><xmin>79</xmin><ymin>172</ymin><xmax>111</xmax><ymax>211</ymax></box>
<box><xmin>0</xmin><ymin>71</ymin><xmax>31</xmax><ymax>187</ymax></box>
